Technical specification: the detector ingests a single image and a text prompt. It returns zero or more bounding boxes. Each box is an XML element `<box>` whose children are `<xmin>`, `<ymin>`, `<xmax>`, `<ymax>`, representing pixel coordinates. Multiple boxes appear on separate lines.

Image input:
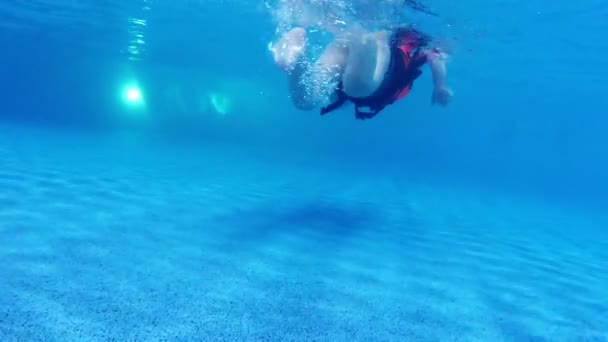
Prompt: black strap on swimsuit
<box><xmin>320</xmin><ymin>91</ymin><xmax>348</xmax><ymax>116</ymax></box>
<box><xmin>320</xmin><ymin>85</ymin><xmax>386</xmax><ymax>120</ymax></box>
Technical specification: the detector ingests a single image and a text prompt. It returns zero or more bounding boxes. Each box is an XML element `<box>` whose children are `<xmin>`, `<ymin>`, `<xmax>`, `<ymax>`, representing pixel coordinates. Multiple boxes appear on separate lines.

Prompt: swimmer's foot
<box><xmin>270</xmin><ymin>27</ymin><xmax>307</xmax><ymax>71</ymax></box>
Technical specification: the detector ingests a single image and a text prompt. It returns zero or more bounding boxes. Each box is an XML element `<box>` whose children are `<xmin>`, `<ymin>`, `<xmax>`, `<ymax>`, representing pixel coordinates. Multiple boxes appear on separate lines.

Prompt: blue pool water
<box><xmin>1</xmin><ymin>1</ymin><xmax>607</xmax><ymax>340</ymax></box>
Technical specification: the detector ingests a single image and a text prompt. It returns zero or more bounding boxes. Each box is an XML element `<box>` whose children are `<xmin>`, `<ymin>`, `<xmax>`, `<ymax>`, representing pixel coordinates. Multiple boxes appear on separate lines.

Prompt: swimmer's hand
<box><xmin>432</xmin><ymin>86</ymin><xmax>453</xmax><ymax>106</ymax></box>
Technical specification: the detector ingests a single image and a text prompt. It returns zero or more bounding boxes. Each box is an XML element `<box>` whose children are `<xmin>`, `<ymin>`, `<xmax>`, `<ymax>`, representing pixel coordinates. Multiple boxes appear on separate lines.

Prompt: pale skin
<box><xmin>271</xmin><ymin>27</ymin><xmax>453</xmax><ymax>111</ymax></box>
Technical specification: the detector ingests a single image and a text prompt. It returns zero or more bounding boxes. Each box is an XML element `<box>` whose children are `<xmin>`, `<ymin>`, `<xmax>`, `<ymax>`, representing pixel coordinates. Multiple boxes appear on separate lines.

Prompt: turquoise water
<box><xmin>1</xmin><ymin>1</ymin><xmax>607</xmax><ymax>340</ymax></box>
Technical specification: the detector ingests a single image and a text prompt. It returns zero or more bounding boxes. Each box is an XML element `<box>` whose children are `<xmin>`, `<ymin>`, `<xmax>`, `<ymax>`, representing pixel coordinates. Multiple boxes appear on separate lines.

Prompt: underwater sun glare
<box><xmin>126</xmin><ymin>88</ymin><xmax>142</xmax><ymax>102</ymax></box>
<box><xmin>121</xmin><ymin>84</ymin><xmax>145</xmax><ymax>107</ymax></box>
<box><xmin>123</xmin><ymin>85</ymin><xmax>144</xmax><ymax>104</ymax></box>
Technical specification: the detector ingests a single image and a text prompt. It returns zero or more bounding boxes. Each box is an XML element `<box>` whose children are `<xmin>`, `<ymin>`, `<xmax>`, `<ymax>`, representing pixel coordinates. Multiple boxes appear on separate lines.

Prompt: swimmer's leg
<box><xmin>342</xmin><ymin>31</ymin><xmax>391</xmax><ymax>98</ymax></box>
<box><xmin>271</xmin><ymin>27</ymin><xmax>307</xmax><ymax>71</ymax></box>
<box><xmin>271</xmin><ymin>28</ymin><xmax>347</xmax><ymax>110</ymax></box>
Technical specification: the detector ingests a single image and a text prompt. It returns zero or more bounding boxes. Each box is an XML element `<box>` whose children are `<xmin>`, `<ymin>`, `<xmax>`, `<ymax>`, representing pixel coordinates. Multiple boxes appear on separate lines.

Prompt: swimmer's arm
<box><xmin>426</xmin><ymin>49</ymin><xmax>448</xmax><ymax>90</ymax></box>
<box><xmin>425</xmin><ymin>49</ymin><xmax>453</xmax><ymax>106</ymax></box>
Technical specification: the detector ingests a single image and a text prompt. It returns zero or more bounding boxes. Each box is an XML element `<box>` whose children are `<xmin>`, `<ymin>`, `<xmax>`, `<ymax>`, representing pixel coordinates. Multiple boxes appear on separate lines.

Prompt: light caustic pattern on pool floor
<box><xmin>0</xmin><ymin>127</ymin><xmax>607</xmax><ymax>341</ymax></box>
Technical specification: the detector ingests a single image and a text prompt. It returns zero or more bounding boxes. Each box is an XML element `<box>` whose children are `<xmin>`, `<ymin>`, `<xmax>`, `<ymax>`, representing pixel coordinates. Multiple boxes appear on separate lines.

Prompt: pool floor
<box><xmin>0</xmin><ymin>125</ymin><xmax>606</xmax><ymax>341</ymax></box>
